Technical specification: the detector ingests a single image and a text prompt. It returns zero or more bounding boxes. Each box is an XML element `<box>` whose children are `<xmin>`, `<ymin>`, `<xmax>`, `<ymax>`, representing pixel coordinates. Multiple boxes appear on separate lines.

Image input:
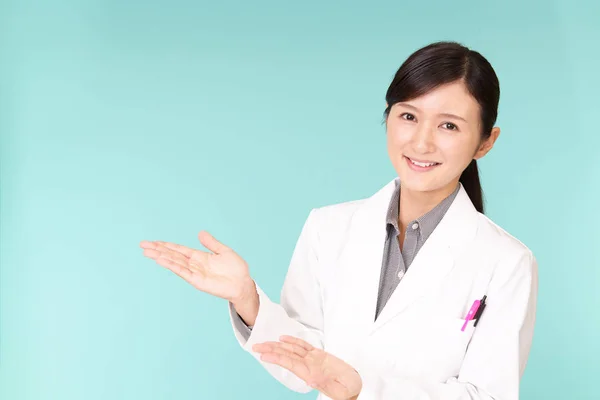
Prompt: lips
<box><xmin>405</xmin><ymin>156</ymin><xmax>441</xmax><ymax>171</ymax></box>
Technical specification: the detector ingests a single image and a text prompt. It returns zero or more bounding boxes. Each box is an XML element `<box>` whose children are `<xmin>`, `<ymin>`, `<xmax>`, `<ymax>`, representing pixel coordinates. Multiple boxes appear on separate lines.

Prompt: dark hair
<box><xmin>383</xmin><ymin>41</ymin><xmax>500</xmax><ymax>214</ymax></box>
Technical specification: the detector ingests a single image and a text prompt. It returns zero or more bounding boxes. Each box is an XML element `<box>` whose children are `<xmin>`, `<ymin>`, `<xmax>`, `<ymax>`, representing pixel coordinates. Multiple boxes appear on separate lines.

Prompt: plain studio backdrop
<box><xmin>1</xmin><ymin>1</ymin><xmax>599</xmax><ymax>399</ymax></box>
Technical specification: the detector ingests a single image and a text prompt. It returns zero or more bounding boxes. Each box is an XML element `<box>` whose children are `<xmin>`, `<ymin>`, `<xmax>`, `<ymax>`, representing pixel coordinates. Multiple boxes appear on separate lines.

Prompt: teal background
<box><xmin>1</xmin><ymin>0</ymin><xmax>598</xmax><ymax>399</ymax></box>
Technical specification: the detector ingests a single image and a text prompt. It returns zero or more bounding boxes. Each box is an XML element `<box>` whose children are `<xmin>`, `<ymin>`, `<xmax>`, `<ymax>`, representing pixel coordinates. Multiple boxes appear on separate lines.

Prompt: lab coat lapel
<box><xmin>370</xmin><ymin>184</ymin><xmax>479</xmax><ymax>335</ymax></box>
<box><xmin>335</xmin><ymin>179</ymin><xmax>397</xmax><ymax>338</ymax></box>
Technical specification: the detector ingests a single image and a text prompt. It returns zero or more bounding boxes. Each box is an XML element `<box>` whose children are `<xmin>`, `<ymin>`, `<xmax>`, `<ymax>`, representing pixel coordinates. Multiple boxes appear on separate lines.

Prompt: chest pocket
<box><xmin>368</xmin><ymin>312</ymin><xmax>477</xmax><ymax>382</ymax></box>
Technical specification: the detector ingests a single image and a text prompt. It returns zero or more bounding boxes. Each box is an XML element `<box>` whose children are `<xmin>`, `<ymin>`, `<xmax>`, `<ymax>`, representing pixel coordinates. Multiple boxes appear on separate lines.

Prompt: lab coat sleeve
<box><xmin>229</xmin><ymin>304</ymin><xmax>252</xmax><ymax>341</ymax></box>
<box><xmin>357</xmin><ymin>249</ymin><xmax>538</xmax><ymax>400</ymax></box>
<box><xmin>228</xmin><ymin>208</ymin><xmax>324</xmax><ymax>394</ymax></box>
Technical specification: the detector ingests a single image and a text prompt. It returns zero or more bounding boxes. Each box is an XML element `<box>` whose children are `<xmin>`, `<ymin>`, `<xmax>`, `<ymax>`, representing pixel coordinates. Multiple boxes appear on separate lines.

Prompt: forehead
<box><xmin>397</xmin><ymin>81</ymin><xmax>479</xmax><ymax>119</ymax></box>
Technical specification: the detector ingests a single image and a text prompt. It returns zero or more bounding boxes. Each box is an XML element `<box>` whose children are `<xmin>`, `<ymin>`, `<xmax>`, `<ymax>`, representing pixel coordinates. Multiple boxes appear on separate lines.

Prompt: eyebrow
<box><xmin>396</xmin><ymin>103</ymin><xmax>468</xmax><ymax>123</ymax></box>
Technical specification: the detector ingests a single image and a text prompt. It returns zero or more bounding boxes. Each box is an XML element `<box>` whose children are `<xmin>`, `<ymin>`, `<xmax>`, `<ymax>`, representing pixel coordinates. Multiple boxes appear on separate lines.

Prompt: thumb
<box><xmin>198</xmin><ymin>231</ymin><xmax>229</xmax><ymax>254</ymax></box>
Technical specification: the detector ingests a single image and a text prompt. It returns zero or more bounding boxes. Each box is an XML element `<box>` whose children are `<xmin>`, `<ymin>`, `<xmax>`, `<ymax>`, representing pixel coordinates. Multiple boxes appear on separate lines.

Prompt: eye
<box><xmin>400</xmin><ymin>113</ymin><xmax>416</xmax><ymax>121</ymax></box>
<box><xmin>441</xmin><ymin>122</ymin><xmax>458</xmax><ymax>131</ymax></box>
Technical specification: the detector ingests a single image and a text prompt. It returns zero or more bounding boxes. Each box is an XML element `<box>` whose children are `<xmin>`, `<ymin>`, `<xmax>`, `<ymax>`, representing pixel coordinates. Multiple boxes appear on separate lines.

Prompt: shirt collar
<box><xmin>385</xmin><ymin>179</ymin><xmax>460</xmax><ymax>238</ymax></box>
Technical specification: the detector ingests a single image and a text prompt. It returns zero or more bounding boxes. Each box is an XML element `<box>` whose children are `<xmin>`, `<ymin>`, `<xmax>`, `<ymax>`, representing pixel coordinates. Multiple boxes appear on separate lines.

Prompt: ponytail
<box><xmin>459</xmin><ymin>159</ymin><xmax>484</xmax><ymax>214</ymax></box>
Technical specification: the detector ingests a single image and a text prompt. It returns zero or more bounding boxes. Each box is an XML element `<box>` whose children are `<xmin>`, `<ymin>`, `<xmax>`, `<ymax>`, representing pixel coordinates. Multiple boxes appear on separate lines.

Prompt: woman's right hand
<box><xmin>140</xmin><ymin>231</ymin><xmax>256</xmax><ymax>307</ymax></box>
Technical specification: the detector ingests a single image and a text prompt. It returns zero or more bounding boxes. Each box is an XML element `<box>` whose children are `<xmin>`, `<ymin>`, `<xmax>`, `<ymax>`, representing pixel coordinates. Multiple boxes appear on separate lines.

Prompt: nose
<box><xmin>411</xmin><ymin>123</ymin><xmax>436</xmax><ymax>154</ymax></box>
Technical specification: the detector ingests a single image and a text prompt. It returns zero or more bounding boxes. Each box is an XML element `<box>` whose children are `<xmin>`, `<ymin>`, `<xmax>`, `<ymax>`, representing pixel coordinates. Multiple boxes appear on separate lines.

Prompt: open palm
<box><xmin>140</xmin><ymin>231</ymin><xmax>251</xmax><ymax>303</ymax></box>
<box><xmin>253</xmin><ymin>336</ymin><xmax>362</xmax><ymax>400</ymax></box>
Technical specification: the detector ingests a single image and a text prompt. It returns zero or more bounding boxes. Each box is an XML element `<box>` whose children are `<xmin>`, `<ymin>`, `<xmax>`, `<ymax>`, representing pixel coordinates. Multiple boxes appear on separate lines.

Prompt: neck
<box><xmin>398</xmin><ymin>181</ymin><xmax>459</xmax><ymax>229</ymax></box>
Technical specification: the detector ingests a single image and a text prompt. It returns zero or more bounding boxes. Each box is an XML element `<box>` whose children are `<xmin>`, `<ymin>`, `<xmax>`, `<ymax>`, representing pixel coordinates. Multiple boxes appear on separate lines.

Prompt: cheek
<box><xmin>386</xmin><ymin>135</ymin><xmax>407</xmax><ymax>163</ymax></box>
<box><xmin>437</xmin><ymin>136</ymin><xmax>478</xmax><ymax>166</ymax></box>
<box><xmin>386</xmin><ymin>123</ymin><xmax>410</xmax><ymax>149</ymax></box>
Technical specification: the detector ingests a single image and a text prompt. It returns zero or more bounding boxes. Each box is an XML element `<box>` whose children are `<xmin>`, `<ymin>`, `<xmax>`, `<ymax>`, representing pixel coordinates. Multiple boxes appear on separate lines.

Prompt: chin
<box><xmin>399</xmin><ymin>174</ymin><xmax>461</xmax><ymax>198</ymax></box>
<box><xmin>400</xmin><ymin>180</ymin><xmax>440</xmax><ymax>193</ymax></box>
<box><xmin>396</xmin><ymin>171</ymin><xmax>452</xmax><ymax>195</ymax></box>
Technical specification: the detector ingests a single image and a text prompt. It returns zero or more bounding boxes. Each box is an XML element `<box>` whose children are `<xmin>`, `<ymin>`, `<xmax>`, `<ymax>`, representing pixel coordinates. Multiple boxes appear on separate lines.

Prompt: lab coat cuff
<box><xmin>227</xmin><ymin>284</ymin><xmax>277</xmax><ymax>350</ymax></box>
<box><xmin>228</xmin><ymin>301</ymin><xmax>252</xmax><ymax>342</ymax></box>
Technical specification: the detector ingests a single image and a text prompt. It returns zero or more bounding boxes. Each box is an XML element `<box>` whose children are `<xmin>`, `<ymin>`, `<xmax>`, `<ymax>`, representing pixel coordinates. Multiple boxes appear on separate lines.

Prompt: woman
<box><xmin>141</xmin><ymin>41</ymin><xmax>538</xmax><ymax>400</ymax></box>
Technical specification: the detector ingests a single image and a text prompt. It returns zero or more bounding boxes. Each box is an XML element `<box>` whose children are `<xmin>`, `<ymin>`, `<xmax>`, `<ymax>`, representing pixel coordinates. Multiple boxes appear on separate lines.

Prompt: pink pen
<box><xmin>461</xmin><ymin>299</ymin><xmax>481</xmax><ymax>331</ymax></box>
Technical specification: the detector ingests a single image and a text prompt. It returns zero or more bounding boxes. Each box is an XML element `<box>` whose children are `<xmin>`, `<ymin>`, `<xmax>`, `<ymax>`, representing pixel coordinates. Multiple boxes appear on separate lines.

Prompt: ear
<box><xmin>474</xmin><ymin>127</ymin><xmax>500</xmax><ymax>160</ymax></box>
<box><xmin>384</xmin><ymin>102</ymin><xmax>390</xmax><ymax>124</ymax></box>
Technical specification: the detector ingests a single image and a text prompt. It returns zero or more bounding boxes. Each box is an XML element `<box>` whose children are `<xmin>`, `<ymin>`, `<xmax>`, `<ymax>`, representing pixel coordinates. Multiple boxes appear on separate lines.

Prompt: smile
<box><xmin>405</xmin><ymin>156</ymin><xmax>441</xmax><ymax>171</ymax></box>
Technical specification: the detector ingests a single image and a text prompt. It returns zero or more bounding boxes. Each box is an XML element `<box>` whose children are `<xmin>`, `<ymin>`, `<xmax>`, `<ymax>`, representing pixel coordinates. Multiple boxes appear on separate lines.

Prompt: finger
<box><xmin>144</xmin><ymin>244</ymin><xmax>188</xmax><ymax>263</ymax></box>
<box><xmin>156</xmin><ymin>254</ymin><xmax>189</xmax><ymax>271</ymax></box>
<box><xmin>198</xmin><ymin>231</ymin><xmax>229</xmax><ymax>254</ymax></box>
<box><xmin>259</xmin><ymin>352</ymin><xmax>307</xmax><ymax>379</ymax></box>
<box><xmin>155</xmin><ymin>256</ymin><xmax>193</xmax><ymax>281</ymax></box>
<box><xmin>252</xmin><ymin>343</ymin><xmax>274</xmax><ymax>353</ymax></box>
<box><xmin>280</xmin><ymin>335</ymin><xmax>315</xmax><ymax>351</ymax></box>
<box><xmin>252</xmin><ymin>342</ymin><xmax>285</xmax><ymax>354</ymax></box>
<box><xmin>140</xmin><ymin>240</ymin><xmax>158</xmax><ymax>249</ymax></box>
<box><xmin>141</xmin><ymin>241</ymin><xmax>193</xmax><ymax>262</ymax></box>
<box><xmin>142</xmin><ymin>245</ymin><xmax>190</xmax><ymax>271</ymax></box>
<box><xmin>253</xmin><ymin>342</ymin><xmax>305</xmax><ymax>360</ymax></box>
<box><xmin>158</xmin><ymin>241</ymin><xmax>194</xmax><ymax>258</ymax></box>
<box><xmin>260</xmin><ymin>352</ymin><xmax>293</xmax><ymax>369</ymax></box>
<box><xmin>157</xmin><ymin>242</ymin><xmax>211</xmax><ymax>269</ymax></box>
<box><xmin>252</xmin><ymin>342</ymin><xmax>308</xmax><ymax>358</ymax></box>
<box><xmin>275</xmin><ymin>341</ymin><xmax>309</xmax><ymax>357</ymax></box>
<box><xmin>270</xmin><ymin>345</ymin><xmax>304</xmax><ymax>361</ymax></box>
<box><xmin>154</xmin><ymin>243</ymin><xmax>190</xmax><ymax>265</ymax></box>
<box><xmin>142</xmin><ymin>248</ymin><xmax>162</xmax><ymax>260</ymax></box>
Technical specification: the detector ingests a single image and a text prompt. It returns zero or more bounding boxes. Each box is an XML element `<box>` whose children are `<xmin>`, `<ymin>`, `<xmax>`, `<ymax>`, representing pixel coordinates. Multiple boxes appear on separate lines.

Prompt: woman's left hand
<box><xmin>253</xmin><ymin>335</ymin><xmax>362</xmax><ymax>400</ymax></box>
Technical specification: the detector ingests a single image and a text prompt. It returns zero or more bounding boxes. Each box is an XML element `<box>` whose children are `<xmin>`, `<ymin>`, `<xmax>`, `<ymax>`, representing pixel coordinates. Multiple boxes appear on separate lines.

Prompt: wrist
<box><xmin>232</xmin><ymin>277</ymin><xmax>256</xmax><ymax>305</ymax></box>
<box><xmin>232</xmin><ymin>278</ymin><xmax>259</xmax><ymax>326</ymax></box>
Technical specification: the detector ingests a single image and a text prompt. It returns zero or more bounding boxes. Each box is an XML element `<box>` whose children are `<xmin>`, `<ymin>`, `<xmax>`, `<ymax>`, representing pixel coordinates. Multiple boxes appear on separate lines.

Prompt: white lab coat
<box><xmin>229</xmin><ymin>178</ymin><xmax>538</xmax><ymax>400</ymax></box>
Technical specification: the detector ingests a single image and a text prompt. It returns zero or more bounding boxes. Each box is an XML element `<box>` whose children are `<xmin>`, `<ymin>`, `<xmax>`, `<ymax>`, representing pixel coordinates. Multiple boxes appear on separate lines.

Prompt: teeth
<box><xmin>409</xmin><ymin>158</ymin><xmax>437</xmax><ymax>167</ymax></box>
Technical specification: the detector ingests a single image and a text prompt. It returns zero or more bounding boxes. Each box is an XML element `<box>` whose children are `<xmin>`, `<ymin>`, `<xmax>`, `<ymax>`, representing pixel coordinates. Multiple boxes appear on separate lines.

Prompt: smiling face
<box><xmin>386</xmin><ymin>80</ymin><xmax>499</xmax><ymax>199</ymax></box>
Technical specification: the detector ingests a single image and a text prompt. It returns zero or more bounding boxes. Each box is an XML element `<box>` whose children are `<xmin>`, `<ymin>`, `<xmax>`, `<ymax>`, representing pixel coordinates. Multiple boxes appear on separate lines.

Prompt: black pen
<box><xmin>473</xmin><ymin>295</ymin><xmax>487</xmax><ymax>327</ymax></box>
